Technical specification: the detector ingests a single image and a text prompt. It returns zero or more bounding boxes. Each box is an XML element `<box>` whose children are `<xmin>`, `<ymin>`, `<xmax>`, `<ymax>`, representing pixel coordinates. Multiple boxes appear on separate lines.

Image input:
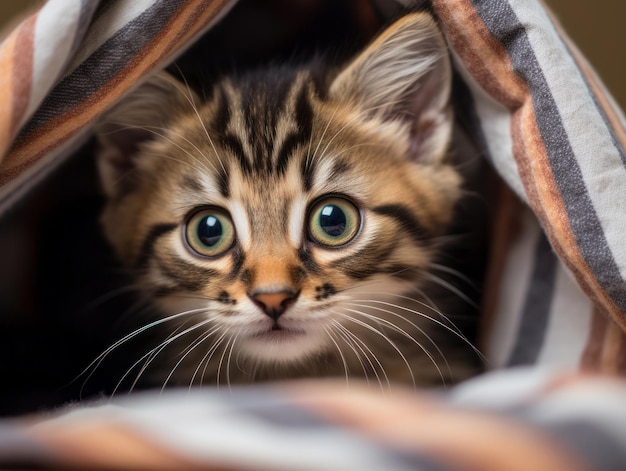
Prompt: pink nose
<box><xmin>250</xmin><ymin>290</ymin><xmax>299</xmax><ymax>320</ymax></box>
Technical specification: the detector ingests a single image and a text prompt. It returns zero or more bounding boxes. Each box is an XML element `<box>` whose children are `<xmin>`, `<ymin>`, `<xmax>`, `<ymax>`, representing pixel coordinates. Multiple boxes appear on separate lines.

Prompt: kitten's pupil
<box><xmin>199</xmin><ymin>216</ymin><xmax>222</xmax><ymax>247</ymax></box>
<box><xmin>320</xmin><ymin>205</ymin><xmax>346</xmax><ymax>237</ymax></box>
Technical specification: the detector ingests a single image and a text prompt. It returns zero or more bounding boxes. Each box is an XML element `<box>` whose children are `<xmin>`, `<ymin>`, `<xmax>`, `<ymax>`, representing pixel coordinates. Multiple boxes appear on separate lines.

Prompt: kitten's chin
<box><xmin>238</xmin><ymin>327</ymin><xmax>328</xmax><ymax>364</ymax></box>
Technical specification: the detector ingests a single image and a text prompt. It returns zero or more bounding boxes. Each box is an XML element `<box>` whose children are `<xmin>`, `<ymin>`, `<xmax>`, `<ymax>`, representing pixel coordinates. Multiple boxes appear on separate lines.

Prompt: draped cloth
<box><xmin>1</xmin><ymin>1</ymin><xmax>625</xmax><ymax>469</ymax></box>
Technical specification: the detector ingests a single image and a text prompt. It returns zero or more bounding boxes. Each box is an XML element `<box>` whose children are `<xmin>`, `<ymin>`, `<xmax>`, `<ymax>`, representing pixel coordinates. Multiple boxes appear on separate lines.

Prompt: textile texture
<box><xmin>0</xmin><ymin>0</ymin><xmax>625</xmax><ymax>469</ymax></box>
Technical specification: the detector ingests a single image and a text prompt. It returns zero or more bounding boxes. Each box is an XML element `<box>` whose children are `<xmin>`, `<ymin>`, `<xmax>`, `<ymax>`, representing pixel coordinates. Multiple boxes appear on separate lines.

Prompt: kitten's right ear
<box><xmin>95</xmin><ymin>72</ymin><xmax>195</xmax><ymax>198</ymax></box>
<box><xmin>329</xmin><ymin>13</ymin><xmax>452</xmax><ymax>164</ymax></box>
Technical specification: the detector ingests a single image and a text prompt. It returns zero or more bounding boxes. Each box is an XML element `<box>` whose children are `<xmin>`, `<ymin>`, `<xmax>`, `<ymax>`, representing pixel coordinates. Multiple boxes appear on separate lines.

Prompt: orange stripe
<box><xmin>10</xmin><ymin>14</ymin><xmax>36</xmax><ymax>137</ymax></box>
<box><xmin>28</xmin><ymin>422</ymin><xmax>209</xmax><ymax>470</ymax></box>
<box><xmin>478</xmin><ymin>173</ymin><xmax>522</xmax><ymax>350</ymax></box>
<box><xmin>601</xmin><ymin>321</ymin><xmax>625</xmax><ymax>375</ymax></box>
<box><xmin>617</xmin><ymin>328</ymin><xmax>626</xmax><ymax>375</ymax></box>
<box><xmin>291</xmin><ymin>381</ymin><xmax>591</xmax><ymax>471</ymax></box>
<box><xmin>0</xmin><ymin>0</ymin><xmax>232</xmax><ymax>182</ymax></box>
<box><xmin>581</xmin><ymin>307</ymin><xmax>607</xmax><ymax>371</ymax></box>
<box><xmin>0</xmin><ymin>27</ymin><xmax>19</xmax><ymax>160</ymax></box>
<box><xmin>433</xmin><ymin>1</ymin><xmax>526</xmax><ymax>109</ymax></box>
<box><xmin>434</xmin><ymin>0</ymin><xmax>626</xmax><ymax>334</ymax></box>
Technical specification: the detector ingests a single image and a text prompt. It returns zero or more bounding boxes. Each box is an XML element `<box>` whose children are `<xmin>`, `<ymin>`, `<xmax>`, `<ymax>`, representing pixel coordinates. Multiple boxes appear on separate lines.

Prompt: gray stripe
<box><xmin>230</xmin><ymin>389</ymin><xmax>332</xmax><ymax>429</ymax></box>
<box><xmin>19</xmin><ymin>0</ymin><xmax>187</xmax><ymax>135</ymax></box>
<box><xmin>541</xmin><ymin>421</ymin><xmax>626</xmax><ymax>471</ymax></box>
<box><xmin>507</xmin><ymin>232</ymin><xmax>556</xmax><ymax>366</ymax></box>
<box><xmin>472</xmin><ymin>0</ymin><xmax>626</xmax><ymax>313</ymax></box>
<box><xmin>227</xmin><ymin>389</ymin><xmax>459</xmax><ymax>471</ymax></box>
<box><xmin>388</xmin><ymin>453</ymin><xmax>462</xmax><ymax>471</ymax></box>
<box><xmin>0</xmin><ymin>423</ymin><xmax>54</xmax><ymax>467</ymax></box>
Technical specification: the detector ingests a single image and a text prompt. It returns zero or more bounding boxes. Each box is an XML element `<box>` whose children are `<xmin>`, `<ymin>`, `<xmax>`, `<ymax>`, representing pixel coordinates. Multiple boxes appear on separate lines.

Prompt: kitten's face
<box><xmin>96</xmin><ymin>13</ymin><xmax>468</xmax><ymax>383</ymax></box>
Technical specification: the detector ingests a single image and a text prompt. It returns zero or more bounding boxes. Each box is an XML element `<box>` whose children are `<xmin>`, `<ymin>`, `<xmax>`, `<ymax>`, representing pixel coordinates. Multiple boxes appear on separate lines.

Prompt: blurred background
<box><xmin>0</xmin><ymin>1</ymin><xmax>624</xmax><ymax>108</ymax></box>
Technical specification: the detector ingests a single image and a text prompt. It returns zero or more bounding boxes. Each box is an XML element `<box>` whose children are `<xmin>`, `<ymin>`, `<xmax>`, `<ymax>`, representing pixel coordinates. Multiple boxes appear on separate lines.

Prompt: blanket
<box><xmin>2</xmin><ymin>369</ymin><xmax>626</xmax><ymax>470</ymax></box>
<box><xmin>0</xmin><ymin>0</ymin><xmax>625</xmax><ymax>469</ymax></box>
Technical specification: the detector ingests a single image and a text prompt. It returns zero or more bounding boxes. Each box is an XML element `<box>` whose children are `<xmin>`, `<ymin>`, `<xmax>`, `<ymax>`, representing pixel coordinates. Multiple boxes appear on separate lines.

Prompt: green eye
<box><xmin>308</xmin><ymin>197</ymin><xmax>360</xmax><ymax>247</ymax></box>
<box><xmin>185</xmin><ymin>208</ymin><xmax>236</xmax><ymax>257</ymax></box>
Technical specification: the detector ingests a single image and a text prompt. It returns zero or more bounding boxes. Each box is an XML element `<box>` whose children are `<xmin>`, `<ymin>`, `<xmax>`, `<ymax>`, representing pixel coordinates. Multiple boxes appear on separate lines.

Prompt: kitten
<box><xmin>94</xmin><ymin>12</ymin><xmax>482</xmax><ymax>390</ymax></box>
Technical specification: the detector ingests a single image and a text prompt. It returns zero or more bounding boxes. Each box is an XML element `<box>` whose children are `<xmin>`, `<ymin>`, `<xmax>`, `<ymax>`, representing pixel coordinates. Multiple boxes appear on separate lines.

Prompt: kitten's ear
<box><xmin>95</xmin><ymin>72</ymin><xmax>196</xmax><ymax>198</ymax></box>
<box><xmin>329</xmin><ymin>13</ymin><xmax>452</xmax><ymax>163</ymax></box>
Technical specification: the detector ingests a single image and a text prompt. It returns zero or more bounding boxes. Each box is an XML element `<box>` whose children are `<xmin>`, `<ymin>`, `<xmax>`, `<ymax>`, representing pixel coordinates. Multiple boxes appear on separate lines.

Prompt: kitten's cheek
<box><xmin>156</xmin><ymin>295</ymin><xmax>209</xmax><ymax>315</ymax></box>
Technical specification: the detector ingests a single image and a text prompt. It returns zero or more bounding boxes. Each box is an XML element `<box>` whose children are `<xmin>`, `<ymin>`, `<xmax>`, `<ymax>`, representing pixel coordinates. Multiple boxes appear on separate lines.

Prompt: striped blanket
<box><xmin>1</xmin><ymin>0</ymin><xmax>626</xmax><ymax>469</ymax></box>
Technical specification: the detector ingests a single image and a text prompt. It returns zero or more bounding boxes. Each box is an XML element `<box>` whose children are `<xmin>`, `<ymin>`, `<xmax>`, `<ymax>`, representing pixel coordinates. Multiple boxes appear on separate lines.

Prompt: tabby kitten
<box><xmin>94</xmin><ymin>13</ymin><xmax>480</xmax><ymax>389</ymax></box>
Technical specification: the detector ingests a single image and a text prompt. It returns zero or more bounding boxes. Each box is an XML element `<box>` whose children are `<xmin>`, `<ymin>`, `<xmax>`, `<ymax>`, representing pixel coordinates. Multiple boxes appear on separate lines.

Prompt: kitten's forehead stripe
<box><xmin>275</xmin><ymin>84</ymin><xmax>314</xmax><ymax>175</ymax></box>
<box><xmin>331</xmin><ymin>159</ymin><xmax>351</xmax><ymax>179</ymax></box>
<box><xmin>213</xmin><ymin>88</ymin><xmax>253</xmax><ymax>174</ymax></box>
<box><xmin>216</xmin><ymin>165</ymin><xmax>229</xmax><ymax>198</ymax></box>
<box><xmin>220</xmin><ymin>131</ymin><xmax>251</xmax><ymax>175</ymax></box>
<box><xmin>213</xmin><ymin>74</ymin><xmax>315</xmax><ymax>179</ymax></box>
<box><xmin>300</xmin><ymin>157</ymin><xmax>315</xmax><ymax>192</ymax></box>
<box><xmin>181</xmin><ymin>175</ymin><xmax>203</xmax><ymax>192</ymax></box>
<box><xmin>213</xmin><ymin>87</ymin><xmax>231</xmax><ymax>134</ymax></box>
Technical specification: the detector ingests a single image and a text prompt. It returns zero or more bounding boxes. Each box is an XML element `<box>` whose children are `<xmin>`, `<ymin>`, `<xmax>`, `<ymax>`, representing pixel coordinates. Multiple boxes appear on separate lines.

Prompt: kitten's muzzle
<box><xmin>249</xmin><ymin>290</ymin><xmax>300</xmax><ymax>320</ymax></box>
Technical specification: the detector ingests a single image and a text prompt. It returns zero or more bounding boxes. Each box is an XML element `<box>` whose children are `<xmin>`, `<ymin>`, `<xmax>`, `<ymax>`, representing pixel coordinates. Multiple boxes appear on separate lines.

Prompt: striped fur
<box><xmin>95</xmin><ymin>13</ymin><xmax>481</xmax><ymax>387</ymax></box>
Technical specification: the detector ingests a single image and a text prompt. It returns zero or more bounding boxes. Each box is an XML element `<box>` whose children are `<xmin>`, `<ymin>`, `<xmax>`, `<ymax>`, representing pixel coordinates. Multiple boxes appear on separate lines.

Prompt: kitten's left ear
<box><xmin>329</xmin><ymin>13</ymin><xmax>452</xmax><ymax>163</ymax></box>
<box><xmin>95</xmin><ymin>72</ymin><xmax>197</xmax><ymax>198</ymax></box>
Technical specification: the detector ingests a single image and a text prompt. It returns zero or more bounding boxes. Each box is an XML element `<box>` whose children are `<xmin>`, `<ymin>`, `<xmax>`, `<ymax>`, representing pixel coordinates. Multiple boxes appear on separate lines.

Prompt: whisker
<box><xmin>330</xmin><ymin>319</ymin><xmax>390</xmax><ymax>392</ymax></box>
<box><xmin>77</xmin><ymin>307</ymin><xmax>210</xmax><ymax>396</ymax></box>
<box><xmin>421</xmin><ymin>272</ymin><xmax>480</xmax><ymax>309</ymax></box>
<box><xmin>430</xmin><ymin>262</ymin><xmax>478</xmax><ymax>289</ymax></box>
<box><xmin>329</xmin><ymin>321</ymin><xmax>369</xmax><ymax>385</ymax></box>
<box><xmin>169</xmin><ymin>71</ymin><xmax>229</xmax><ymax>176</ymax></box>
<box><xmin>190</xmin><ymin>329</ymin><xmax>229</xmax><ymax>389</ymax></box>
<box><xmin>160</xmin><ymin>325</ymin><xmax>222</xmax><ymax>392</ymax></box>
<box><xmin>216</xmin><ymin>336</ymin><xmax>234</xmax><ymax>390</ymax></box>
<box><xmin>84</xmin><ymin>283</ymin><xmax>145</xmax><ymax>311</ymax></box>
<box><xmin>335</xmin><ymin>312</ymin><xmax>416</xmax><ymax>388</ymax></box>
<box><xmin>322</xmin><ymin>325</ymin><xmax>350</xmax><ymax>386</ymax></box>
<box><xmin>314</xmin><ymin>99</ymin><xmax>409</xmax><ymax>164</ymax></box>
<box><xmin>346</xmin><ymin>296</ymin><xmax>484</xmax><ymax>362</ymax></box>
<box><xmin>343</xmin><ymin>302</ymin><xmax>452</xmax><ymax>383</ymax></box>
<box><xmin>225</xmin><ymin>334</ymin><xmax>238</xmax><ymax>390</ymax></box>
<box><xmin>309</xmin><ymin>105</ymin><xmax>339</xmax><ymax>167</ymax></box>
<box><xmin>102</xmin><ymin>122</ymin><xmax>217</xmax><ymax>177</ymax></box>
<box><xmin>114</xmin><ymin>317</ymin><xmax>214</xmax><ymax>395</ymax></box>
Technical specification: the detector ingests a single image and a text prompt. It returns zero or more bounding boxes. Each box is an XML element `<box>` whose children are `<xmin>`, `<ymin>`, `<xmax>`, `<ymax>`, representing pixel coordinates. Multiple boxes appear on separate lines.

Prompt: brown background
<box><xmin>0</xmin><ymin>1</ymin><xmax>624</xmax><ymax>108</ymax></box>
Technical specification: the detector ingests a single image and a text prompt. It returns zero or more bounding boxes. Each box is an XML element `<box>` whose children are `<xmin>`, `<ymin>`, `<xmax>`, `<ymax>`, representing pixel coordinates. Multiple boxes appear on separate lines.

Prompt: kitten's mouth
<box><xmin>239</xmin><ymin>322</ymin><xmax>326</xmax><ymax>362</ymax></box>
<box><xmin>261</xmin><ymin>327</ymin><xmax>305</xmax><ymax>337</ymax></box>
<box><xmin>253</xmin><ymin>322</ymin><xmax>306</xmax><ymax>340</ymax></box>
